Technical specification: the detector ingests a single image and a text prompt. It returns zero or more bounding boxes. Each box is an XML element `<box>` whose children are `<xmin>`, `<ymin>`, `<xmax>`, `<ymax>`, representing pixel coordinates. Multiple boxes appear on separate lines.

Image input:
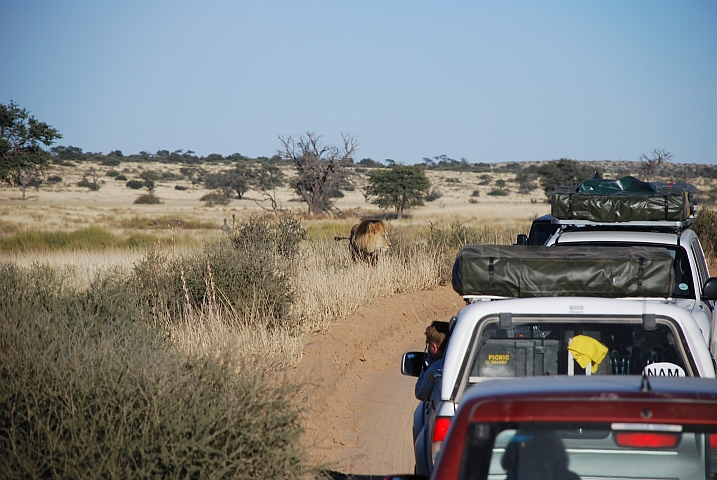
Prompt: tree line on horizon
<box><xmin>5</xmin><ymin>100</ymin><xmax>717</xmax><ymax>214</ymax></box>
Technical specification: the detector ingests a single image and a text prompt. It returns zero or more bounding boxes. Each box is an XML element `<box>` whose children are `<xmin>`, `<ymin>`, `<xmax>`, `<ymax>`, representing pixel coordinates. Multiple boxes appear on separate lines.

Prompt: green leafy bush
<box><xmin>77</xmin><ymin>179</ymin><xmax>100</xmax><ymax>191</ymax></box>
<box><xmin>692</xmin><ymin>207</ymin><xmax>717</xmax><ymax>260</ymax></box>
<box><xmin>0</xmin><ymin>263</ymin><xmax>308</xmax><ymax>479</ymax></box>
<box><xmin>425</xmin><ymin>189</ymin><xmax>442</xmax><ymax>202</ymax></box>
<box><xmin>487</xmin><ymin>188</ymin><xmax>509</xmax><ymax>196</ymax></box>
<box><xmin>106</xmin><ymin>170</ymin><xmax>120</xmax><ymax>177</ymax></box>
<box><xmin>47</xmin><ymin>175</ymin><xmax>62</xmax><ymax>183</ymax></box>
<box><xmin>174</xmin><ymin>185</ymin><xmax>187</xmax><ymax>191</ymax></box>
<box><xmin>101</xmin><ymin>158</ymin><xmax>121</xmax><ymax>166</ymax></box>
<box><xmin>115</xmin><ymin>175</ymin><xmax>127</xmax><ymax>181</ymax></box>
<box><xmin>134</xmin><ymin>194</ymin><xmax>162</xmax><ymax>204</ymax></box>
<box><xmin>200</xmin><ymin>192</ymin><xmax>231</xmax><ymax>205</ymax></box>
<box><xmin>126</xmin><ymin>180</ymin><xmax>145</xmax><ymax>189</ymax></box>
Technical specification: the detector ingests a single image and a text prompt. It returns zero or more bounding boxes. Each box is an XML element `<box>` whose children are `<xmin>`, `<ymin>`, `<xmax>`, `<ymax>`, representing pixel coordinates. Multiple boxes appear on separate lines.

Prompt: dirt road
<box><xmin>291</xmin><ymin>285</ymin><xmax>463</xmax><ymax>478</ymax></box>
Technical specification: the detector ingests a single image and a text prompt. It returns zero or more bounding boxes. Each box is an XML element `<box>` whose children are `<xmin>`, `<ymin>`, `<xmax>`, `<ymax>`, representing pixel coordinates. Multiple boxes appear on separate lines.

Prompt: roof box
<box><xmin>551</xmin><ymin>176</ymin><xmax>695</xmax><ymax>225</ymax></box>
<box><xmin>452</xmin><ymin>245</ymin><xmax>674</xmax><ymax>298</ymax></box>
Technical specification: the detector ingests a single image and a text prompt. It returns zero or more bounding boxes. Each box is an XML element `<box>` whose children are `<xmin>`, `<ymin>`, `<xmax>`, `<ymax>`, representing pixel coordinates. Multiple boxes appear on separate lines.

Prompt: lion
<box><xmin>334</xmin><ymin>218</ymin><xmax>391</xmax><ymax>264</ymax></box>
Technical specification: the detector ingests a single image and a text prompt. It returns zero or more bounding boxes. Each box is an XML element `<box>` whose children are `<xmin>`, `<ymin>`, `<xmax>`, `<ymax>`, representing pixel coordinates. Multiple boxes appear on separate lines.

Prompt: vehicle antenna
<box><xmin>640</xmin><ymin>371</ymin><xmax>652</xmax><ymax>393</ymax></box>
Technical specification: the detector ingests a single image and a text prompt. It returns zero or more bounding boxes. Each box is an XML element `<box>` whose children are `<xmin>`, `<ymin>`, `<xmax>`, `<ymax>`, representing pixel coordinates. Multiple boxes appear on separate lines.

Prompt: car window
<box><xmin>554</xmin><ymin>242</ymin><xmax>694</xmax><ymax>299</ymax></box>
<box><xmin>528</xmin><ymin>223</ymin><xmax>559</xmax><ymax>246</ymax></box>
<box><xmin>458</xmin><ymin>423</ymin><xmax>717</xmax><ymax>480</ymax></box>
<box><xmin>461</xmin><ymin>319</ymin><xmax>691</xmax><ymax>390</ymax></box>
<box><xmin>691</xmin><ymin>239</ymin><xmax>709</xmax><ymax>290</ymax></box>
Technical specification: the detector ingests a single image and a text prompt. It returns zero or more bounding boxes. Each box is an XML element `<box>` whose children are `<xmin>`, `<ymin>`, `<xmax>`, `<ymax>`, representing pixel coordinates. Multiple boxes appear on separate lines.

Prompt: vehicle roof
<box><xmin>461</xmin><ymin>375</ymin><xmax>717</xmax><ymax>405</ymax></box>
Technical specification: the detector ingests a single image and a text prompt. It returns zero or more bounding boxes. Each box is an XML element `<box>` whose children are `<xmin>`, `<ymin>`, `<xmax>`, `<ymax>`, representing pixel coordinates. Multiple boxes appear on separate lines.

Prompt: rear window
<box><xmin>460</xmin><ymin>318</ymin><xmax>692</xmax><ymax>393</ymax></box>
<box><xmin>458</xmin><ymin>422</ymin><xmax>717</xmax><ymax>480</ymax></box>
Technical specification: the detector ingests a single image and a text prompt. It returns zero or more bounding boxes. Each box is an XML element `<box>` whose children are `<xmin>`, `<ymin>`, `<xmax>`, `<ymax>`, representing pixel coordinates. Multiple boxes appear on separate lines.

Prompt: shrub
<box><xmin>471</xmin><ymin>190</ymin><xmax>480</xmax><ymax>197</ymax></box>
<box><xmin>425</xmin><ymin>189</ymin><xmax>442</xmax><ymax>202</ymax></box>
<box><xmin>161</xmin><ymin>171</ymin><xmax>182</xmax><ymax>180</ymax></box>
<box><xmin>106</xmin><ymin>170</ymin><xmax>120</xmax><ymax>177</ymax></box>
<box><xmin>692</xmin><ymin>207</ymin><xmax>717</xmax><ymax>261</ymax></box>
<box><xmin>174</xmin><ymin>185</ymin><xmax>187</xmax><ymax>191</ymax></box>
<box><xmin>134</xmin><ymin>194</ymin><xmax>162</xmax><ymax>204</ymax></box>
<box><xmin>126</xmin><ymin>180</ymin><xmax>145</xmax><ymax>189</ymax></box>
<box><xmin>0</xmin><ymin>263</ymin><xmax>309</xmax><ymax>479</ymax></box>
<box><xmin>47</xmin><ymin>175</ymin><xmax>62</xmax><ymax>183</ymax></box>
<box><xmin>77</xmin><ymin>179</ymin><xmax>100</xmax><ymax>191</ymax></box>
<box><xmin>115</xmin><ymin>175</ymin><xmax>127</xmax><ymax>181</ymax></box>
<box><xmin>487</xmin><ymin>188</ymin><xmax>509</xmax><ymax>196</ymax></box>
<box><xmin>200</xmin><ymin>192</ymin><xmax>231</xmax><ymax>205</ymax></box>
<box><xmin>101</xmin><ymin>158</ymin><xmax>121</xmax><ymax>166</ymax></box>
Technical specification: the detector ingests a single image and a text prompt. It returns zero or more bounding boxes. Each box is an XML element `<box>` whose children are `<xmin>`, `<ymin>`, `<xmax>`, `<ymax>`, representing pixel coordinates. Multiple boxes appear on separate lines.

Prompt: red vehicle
<box><xmin>387</xmin><ymin>375</ymin><xmax>717</xmax><ymax>480</ymax></box>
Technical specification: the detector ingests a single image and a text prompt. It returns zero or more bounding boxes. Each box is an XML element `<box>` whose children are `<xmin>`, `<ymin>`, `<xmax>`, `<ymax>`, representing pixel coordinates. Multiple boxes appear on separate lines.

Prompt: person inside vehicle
<box><xmin>415</xmin><ymin>320</ymin><xmax>450</xmax><ymax>402</ymax></box>
<box><xmin>501</xmin><ymin>430</ymin><xmax>580</xmax><ymax>480</ymax></box>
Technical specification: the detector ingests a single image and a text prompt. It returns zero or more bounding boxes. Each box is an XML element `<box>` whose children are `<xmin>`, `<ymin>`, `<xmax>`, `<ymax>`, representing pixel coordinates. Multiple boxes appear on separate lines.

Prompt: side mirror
<box><xmin>702</xmin><ymin>277</ymin><xmax>717</xmax><ymax>301</ymax></box>
<box><xmin>515</xmin><ymin>234</ymin><xmax>528</xmax><ymax>246</ymax></box>
<box><xmin>401</xmin><ymin>351</ymin><xmax>426</xmax><ymax>377</ymax></box>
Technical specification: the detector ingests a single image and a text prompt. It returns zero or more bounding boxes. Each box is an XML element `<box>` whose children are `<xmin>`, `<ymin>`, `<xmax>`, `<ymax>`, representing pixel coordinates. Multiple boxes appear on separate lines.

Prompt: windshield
<box><xmin>458</xmin><ymin>422</ymin><xmax>717</xmax><ymax>480</ymax></box>
<box><xmin>554</xmin><ymin>242</ymin><xmax>694</xmax><ymax>299</ymax></box>
<box><xmin>461</xmin><ymin>318</ymin><xmax>691</xmax><ymax>393</ymax></box>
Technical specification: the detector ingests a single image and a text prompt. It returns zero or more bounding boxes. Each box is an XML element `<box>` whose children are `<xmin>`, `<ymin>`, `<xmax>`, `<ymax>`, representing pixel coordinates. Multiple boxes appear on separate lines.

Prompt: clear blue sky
<box><xmin>2</xmin><ymin>1</ymin><xmax>716</xmax><ymax>164</ymax></box>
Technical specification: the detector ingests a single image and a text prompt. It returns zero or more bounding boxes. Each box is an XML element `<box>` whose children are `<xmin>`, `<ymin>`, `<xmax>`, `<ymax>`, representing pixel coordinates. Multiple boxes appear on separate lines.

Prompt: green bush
<box><xmin>174</xmin><ymin>185</ymin><xmax>187</xmax><ymax>191</ymax></box>
<box><xmin>47</xmin><ymin>175</ymin><xmax>63</xmax><ymax>183</ymax></box>
<box><xmin>101</xmin><ymin>158</ymin><xmax>121</xmax><ymax>166</ymax></box>
<box><xmin>200</xmin><ymin>192</ymin><xmax>231</xmax><ymax>205</ymax></box>
<box><xmin>77</xmin><ymin>179</ymin><xmax>100</xmax><ymax>191</ymax></box>
<box><xmin>692</xmin><ymin>207</ymin><xmax>717</xmax><ymax>260</ymax></box>
<box><xmin>134</xmin><ymin>194</ymin><xmax>162</xmax><ymax>204</ymax></box>
<box><xmin>115</xmin><ymin>175</ymin><xmax>127</xmax><ymax>181</ymax></box>
<box><xmin>487</xmin><ymin>188</ymin><xmax>509</xmax><ymax>196</ymax></box>
<box><xmin>126</xmin><ymin>180</ymin><xmax>145</xmax><ymax>189</ymax></box>
<box><xmin>425</xmin><ymin>189</ymin><xmax>442</xmax><ymax>202</ymax></box>
<box><xmin>0</xmin><ymin>263</ymin><xmax>308</xmax><ymax>479</ymax></box>
<box><xmin>106</xmin><ymin>170</ymin><xmax>120</xmax><ymax>177</ymax></box>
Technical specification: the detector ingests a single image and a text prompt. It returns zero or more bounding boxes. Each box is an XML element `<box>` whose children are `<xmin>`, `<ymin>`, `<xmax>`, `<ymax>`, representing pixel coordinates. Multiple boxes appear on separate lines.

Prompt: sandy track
<box><xmin>290</xmin><ymin>285</ymin><xmax>463</xmax><ymax>478</ymax></box>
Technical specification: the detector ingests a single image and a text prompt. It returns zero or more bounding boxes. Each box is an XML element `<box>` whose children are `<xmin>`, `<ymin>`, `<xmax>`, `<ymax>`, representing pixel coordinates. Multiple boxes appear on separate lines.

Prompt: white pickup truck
<box><xmin>402</xmin><ymin>295</ymin><xmax>717</xmax><ymax>477</ymax></box>
<box><xmin>403</xmin><ymin>241</ymin><xmax>717</xmax><ymax>477</ymax></box>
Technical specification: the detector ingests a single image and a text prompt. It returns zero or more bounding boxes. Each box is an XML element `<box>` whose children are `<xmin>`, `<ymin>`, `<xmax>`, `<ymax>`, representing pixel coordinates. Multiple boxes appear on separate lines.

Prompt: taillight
<box><xmin>709</xmin><ymin>433</ymin><xmax>717</xmax><ymax>448</ymax></box>
<box><xmin>431</xmin><ymin>417</ymin><xmax>451</xmax><ymax>464</ymax></box>
<box><xmin>614</xmin><ymin>432</ymin><xmax>681</xmax><ymax>448</ymax></box>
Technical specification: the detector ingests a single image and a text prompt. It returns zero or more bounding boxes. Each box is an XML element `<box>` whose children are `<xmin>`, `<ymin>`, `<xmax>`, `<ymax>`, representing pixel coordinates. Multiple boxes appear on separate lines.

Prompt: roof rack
<box><xmin>551</xmin><ymin>215</ymin><xmax>696</xmax><ymax>228</ymax></box>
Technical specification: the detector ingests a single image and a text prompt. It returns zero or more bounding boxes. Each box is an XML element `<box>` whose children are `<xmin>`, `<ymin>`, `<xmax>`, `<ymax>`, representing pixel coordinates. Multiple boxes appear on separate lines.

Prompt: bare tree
<box><xmin>279</xmin><ymin>132</ymin><xmax>357</xmax><ymax>216</ymax></box>
<box><xmin>639</xmin><ymin>148</ymin><xmax>673</xmax><ymax>181</ymax></box>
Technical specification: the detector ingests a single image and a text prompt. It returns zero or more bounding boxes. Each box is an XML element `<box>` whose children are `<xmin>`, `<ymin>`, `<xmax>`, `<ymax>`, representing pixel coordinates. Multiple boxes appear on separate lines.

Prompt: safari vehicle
<box><xmin>518</xmin><ymin>177</ymin><xmax>717</xmax><ymax>354</ymax></box>
<box><xmin>401</xmin><ymin>245</ymin><xmax>717</xmax><ymax>477</ymax></box>
<box><xmin>387</xmin><ymin>375</ymin><xmax>717</xmax><ymax>480</ymax></box>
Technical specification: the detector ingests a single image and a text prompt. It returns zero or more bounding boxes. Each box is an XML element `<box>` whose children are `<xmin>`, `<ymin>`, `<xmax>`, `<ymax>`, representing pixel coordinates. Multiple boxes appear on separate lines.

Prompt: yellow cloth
<box><xmin>568</xmin><ymin>335</ymin><xmax>608</xmax><ymax>374</ymax></box>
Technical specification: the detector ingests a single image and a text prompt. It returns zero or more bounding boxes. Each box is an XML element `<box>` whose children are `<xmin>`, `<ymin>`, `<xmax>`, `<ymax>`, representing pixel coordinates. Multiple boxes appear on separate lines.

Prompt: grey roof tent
<box><xmin>452</xmin><ymin>245</ymin><xmax>675</xmax><ymax>298</ymax></box>
<box><xmin>551</xmin><ymin>176</ymin><xmax>695</xmax><ymax>224</ymax></box>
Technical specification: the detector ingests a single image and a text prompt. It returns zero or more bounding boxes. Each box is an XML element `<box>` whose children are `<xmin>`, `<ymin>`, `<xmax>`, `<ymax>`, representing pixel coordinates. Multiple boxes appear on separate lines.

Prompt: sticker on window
<box><xmin>679</xmin><ymin>283</ymin><xmax>688</xmax><ymax>291</ymax></box>
<box><xmin>643</xmin><ymin>362</ymin><xmax>686</xmax><ymax>377</ymax></box>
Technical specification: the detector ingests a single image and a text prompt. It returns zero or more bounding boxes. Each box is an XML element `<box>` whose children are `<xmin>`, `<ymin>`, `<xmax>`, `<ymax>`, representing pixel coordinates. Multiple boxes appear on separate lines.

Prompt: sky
<box><xmin>1</xmin><ymin>1</ymin><xmax>716</xmax><ymax>165</ymax></box>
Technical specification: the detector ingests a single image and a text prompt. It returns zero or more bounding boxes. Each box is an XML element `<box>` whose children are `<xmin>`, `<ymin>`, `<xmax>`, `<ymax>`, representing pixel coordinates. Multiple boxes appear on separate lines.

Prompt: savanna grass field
<box><xmin>2</xmin><ymin>161</ymin><xmax>717</xmax><ymax>478</ymax></box>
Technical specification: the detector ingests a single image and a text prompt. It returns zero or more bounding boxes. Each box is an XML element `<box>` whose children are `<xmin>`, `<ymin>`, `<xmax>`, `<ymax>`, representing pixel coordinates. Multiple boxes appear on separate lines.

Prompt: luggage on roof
<box><xmin>551</xmin><ymin>176</ymin><xmax>695</xmax><ymax>223</ymax></box>
<box><xmin>452</xmin><ymin>245</ymin><xmax>674</xmax><ymax>298</ymax></box>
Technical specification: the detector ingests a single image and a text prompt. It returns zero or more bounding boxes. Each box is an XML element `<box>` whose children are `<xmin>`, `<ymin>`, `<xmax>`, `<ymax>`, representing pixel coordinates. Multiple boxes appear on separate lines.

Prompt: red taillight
<box><xmin>614</xmin><ymin>432</ymin><xmax>681</xmax><ymax>448</ymax></box>
<box><xmin>431</xmin><ymin>417</ymin><xmax>451</xmax><ymax>465</ymax></box>
<box><xmin>709</xmin><ymin>433</ymin><xmax>717</xmax><ymax>448</ymax></box>
<box><xmin>432</xmin><ymin>417</ymin><xmax>451</xmax><ymax>443</ymax></box>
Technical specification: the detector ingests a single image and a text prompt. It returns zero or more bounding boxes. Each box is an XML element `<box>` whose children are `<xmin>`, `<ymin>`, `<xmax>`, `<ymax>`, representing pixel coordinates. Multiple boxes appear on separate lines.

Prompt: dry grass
<box><xmin>292</xmin><ymin>240</ymin><xmax>444</xmax><ymax>334</ymax></box>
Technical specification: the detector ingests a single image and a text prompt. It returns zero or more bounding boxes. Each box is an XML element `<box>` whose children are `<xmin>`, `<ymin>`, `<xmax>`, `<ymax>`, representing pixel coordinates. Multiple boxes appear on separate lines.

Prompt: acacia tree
<box><xmin>537</xmin><ymin>159</ymin><xmax>597</xmax><ymax>197</ymax></box>
<box><xmin>367</xmin><ymin>165</ymin><xmax>430</xmax><ymax>219</ymax></box>
<box><xmin>279</xmin><ymin>132</ymin><xmax>357</xmax><ymax>216</ymax></box>
<box><xmin>639</xmin><ymin>148</ymin><xmax>673</xmax><ymax>181</ymax></box>
<box><xmin>0</xmin><ymin>101</ymin><xmax>62</xmax><ymax>199</ymax></box>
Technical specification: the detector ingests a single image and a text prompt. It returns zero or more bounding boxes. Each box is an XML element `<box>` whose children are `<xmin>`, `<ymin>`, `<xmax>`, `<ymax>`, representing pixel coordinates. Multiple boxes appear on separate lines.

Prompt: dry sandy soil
<box><xmin>290</xmin><ymin>284</ymin><xmax>464</xmax><ymax>479</ymax></box>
